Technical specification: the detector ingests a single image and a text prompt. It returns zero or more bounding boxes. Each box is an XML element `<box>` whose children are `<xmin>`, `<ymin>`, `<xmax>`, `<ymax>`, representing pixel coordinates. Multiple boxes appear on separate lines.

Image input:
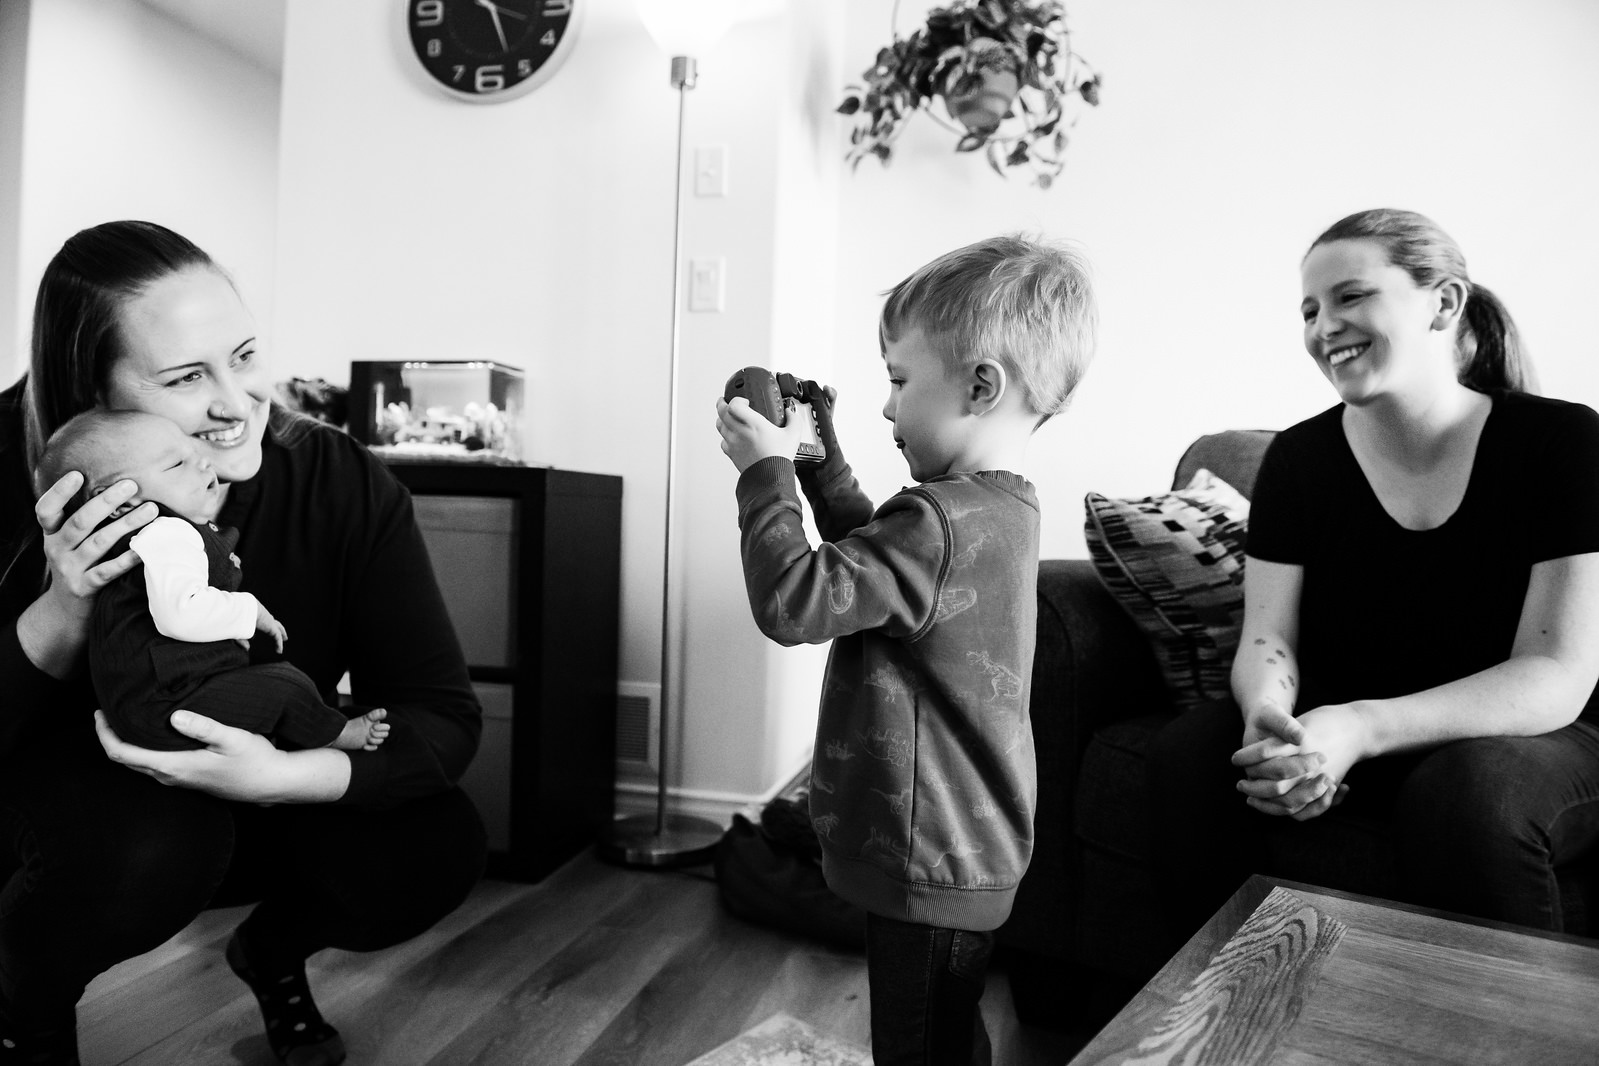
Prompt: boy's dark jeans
<box><xmin>866</xmin><ymin>913</ymin><xmax>995</xmax><ymax>1066</ymax></box>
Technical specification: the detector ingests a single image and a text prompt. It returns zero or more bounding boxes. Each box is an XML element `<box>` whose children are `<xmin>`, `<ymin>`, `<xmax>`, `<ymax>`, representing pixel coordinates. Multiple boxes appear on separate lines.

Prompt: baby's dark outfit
<box><xmin>92</xmin><ymin>505</ymin><xmax>346</xmax><ymax>751</ymax></box>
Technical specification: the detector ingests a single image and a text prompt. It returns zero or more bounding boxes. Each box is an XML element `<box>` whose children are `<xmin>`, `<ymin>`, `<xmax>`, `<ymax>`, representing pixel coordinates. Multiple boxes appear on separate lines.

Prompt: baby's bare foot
<box><xmin>331</xmin><ymin>707</ymin><xmax>390</xmax><ymax>751</ymax></box>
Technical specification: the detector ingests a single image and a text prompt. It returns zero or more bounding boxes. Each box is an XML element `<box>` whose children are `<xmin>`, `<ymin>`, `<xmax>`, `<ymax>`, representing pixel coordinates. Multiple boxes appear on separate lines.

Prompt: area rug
<box><xmin>684</xmin><ymin>1013</ymin><xmax>872</xmax><ymax>1066</ymax></box>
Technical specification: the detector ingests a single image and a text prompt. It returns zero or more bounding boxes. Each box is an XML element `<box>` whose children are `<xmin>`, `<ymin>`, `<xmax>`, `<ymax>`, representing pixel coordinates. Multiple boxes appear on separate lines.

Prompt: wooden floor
<box><xmin>78</xmin><ymin>850</ymin><xmax>1085</xmax><ymax>1065</ymax></box>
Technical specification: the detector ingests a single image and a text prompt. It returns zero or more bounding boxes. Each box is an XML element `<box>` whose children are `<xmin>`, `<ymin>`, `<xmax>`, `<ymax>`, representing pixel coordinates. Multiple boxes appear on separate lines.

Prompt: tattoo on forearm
<box><xmin>1251</xmin><ymin>637</ymin><xmax>1297</xmax><ymax>693</ymax></box>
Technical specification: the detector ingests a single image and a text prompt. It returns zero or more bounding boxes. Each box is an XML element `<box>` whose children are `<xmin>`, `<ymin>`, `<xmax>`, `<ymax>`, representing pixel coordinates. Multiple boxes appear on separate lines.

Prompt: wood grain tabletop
<box><xmin>1070</xmin><ymin>876</ymin><xmax>1599</xmax><ymax>1066</ymax></box>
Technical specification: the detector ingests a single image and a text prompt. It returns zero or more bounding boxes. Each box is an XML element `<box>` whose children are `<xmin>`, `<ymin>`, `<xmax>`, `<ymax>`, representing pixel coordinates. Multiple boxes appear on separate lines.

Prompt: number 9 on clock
<box><xmin>406</xmin><ymin>0</ymin><xmax>581</xmax><ymax>103</ymax></box>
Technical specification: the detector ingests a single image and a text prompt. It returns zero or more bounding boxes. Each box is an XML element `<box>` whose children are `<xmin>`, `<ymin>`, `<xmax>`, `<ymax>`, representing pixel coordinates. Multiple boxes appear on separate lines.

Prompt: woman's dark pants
<box><xmin>0</xmin><ymin>741</ymin><xmax>486</xmax><ymax>1032</ymax></box>
<box><xmin>1145</xmin><ymin>700</ymin><xmax>1599</xmax><ymax>946</ymax></box>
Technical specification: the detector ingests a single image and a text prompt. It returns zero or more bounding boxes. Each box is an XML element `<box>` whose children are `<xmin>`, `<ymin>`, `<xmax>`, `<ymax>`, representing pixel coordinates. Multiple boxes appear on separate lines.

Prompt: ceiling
<box><xmin>136</xmin><ymin>0</ymin><xmax>286</xmax><ymax>75</ymax></box>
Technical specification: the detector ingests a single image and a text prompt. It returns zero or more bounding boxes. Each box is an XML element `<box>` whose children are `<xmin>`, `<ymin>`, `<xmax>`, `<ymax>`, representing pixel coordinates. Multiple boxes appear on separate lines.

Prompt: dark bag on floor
<box><xmin>713</xmin><ymin>795</ymin><xmax>867</xmax><ymax>950</ymax></box>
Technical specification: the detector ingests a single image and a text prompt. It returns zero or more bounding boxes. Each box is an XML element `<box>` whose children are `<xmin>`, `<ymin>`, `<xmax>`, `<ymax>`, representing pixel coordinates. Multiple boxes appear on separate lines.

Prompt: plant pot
<box><xmin>943</xmin><ymin>41</ymin><xmax>1020</xmax><ymax>135</ymax></box>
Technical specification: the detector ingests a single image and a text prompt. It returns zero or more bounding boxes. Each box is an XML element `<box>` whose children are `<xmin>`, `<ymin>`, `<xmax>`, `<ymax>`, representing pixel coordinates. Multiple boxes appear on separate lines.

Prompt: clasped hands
<box><xmin>1233</xmin><ymin>701</ymin><xmax>1367</xmax><ymax>821</ymax></box>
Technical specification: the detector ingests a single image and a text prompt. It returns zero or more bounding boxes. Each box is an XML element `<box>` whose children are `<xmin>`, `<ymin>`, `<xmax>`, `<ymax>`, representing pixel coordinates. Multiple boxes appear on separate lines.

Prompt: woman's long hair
<box><xmin>1308</xmin><ymin>208</ymin><xmax>1536</xmax><ymax>394</ymax></box>
<box><xmin>24</xmin><ymin>221</ymin><xmax>218</xmax><ymax>470</ymax></box>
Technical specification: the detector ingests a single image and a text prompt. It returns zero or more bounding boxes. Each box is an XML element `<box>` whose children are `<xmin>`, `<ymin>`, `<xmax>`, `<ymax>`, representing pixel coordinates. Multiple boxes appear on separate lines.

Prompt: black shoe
<box><xmin>225</xmin><ymin>929</ymin><xmax>346</xmax><ymax>1066</ymax></box>
<box><xmin>0</xmin><ymin>1009</ymin><xmax>79</xmax><ymax>1066</ymax></box>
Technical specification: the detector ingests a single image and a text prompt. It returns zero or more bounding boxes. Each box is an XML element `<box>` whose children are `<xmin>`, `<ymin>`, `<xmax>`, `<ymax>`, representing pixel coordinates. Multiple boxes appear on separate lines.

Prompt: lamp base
<box><xmin>597</xmin><ymin>811</ymin><xmax>724</xmax><ymax>868</ymax></box>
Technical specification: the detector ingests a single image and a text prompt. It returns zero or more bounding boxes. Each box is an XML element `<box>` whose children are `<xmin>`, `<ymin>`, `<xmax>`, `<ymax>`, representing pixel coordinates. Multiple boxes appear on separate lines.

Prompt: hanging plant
<box><xmin>838</xmin><ymin>0</ymin><xmax>1102</xmax><ymax>189</ymax></box>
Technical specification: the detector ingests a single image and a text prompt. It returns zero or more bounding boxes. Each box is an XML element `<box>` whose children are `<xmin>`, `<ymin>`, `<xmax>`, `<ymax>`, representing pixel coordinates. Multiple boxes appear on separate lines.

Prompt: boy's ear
<box><xmin>964</xmin><ymin>360</ymin><xmax>1008</xmax><ymax>415</ymax></box>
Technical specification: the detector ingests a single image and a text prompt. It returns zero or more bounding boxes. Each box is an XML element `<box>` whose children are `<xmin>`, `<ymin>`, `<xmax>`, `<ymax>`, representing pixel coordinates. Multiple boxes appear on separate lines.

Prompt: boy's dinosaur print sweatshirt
<box><xmin>735</xmin><ymin>454</ymin><xmax>1039</xmax><ymax>931</ymax></box>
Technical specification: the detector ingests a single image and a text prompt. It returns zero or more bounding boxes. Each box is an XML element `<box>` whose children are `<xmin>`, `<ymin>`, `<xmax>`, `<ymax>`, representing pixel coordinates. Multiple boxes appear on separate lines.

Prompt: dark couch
<box><xmin>996</xmin><ymin>429</ymin><xmax>1599</xmax><ymax>1027</ymax></box>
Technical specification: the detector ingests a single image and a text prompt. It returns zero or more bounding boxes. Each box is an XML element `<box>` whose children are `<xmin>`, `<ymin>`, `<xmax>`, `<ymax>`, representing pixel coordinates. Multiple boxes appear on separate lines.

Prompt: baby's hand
<box><xmin>716</xmin><ymin>397</ymin><xmax>806</xmax><ymax>474</ymax></box>
<box><xmin>255</xmin><ymin>602</ymin><xmax>287</xmax><ymax>654</ymax></box>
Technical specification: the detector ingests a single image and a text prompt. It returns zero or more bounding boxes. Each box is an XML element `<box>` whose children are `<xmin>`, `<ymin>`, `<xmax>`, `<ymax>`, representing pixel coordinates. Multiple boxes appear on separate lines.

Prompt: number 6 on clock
<box><xmin>404</xmin><ymin>0</ymin><xmax>583</xmax><ymax>103</ymax></box>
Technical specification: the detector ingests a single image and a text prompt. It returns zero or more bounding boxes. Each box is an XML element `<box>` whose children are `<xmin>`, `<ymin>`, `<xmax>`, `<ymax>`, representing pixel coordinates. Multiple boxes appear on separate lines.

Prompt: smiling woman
<box><xmin>1298</xmin><ymin>212</ymin><xmax>1535</xmax><ymax>403</ymax></box>
<box><xmin>1146</xmin><ymin>208</ymin><xmax>1599</xmax><ymax>948</ymax></box>
<box><xmin>24</xmin><ymin>228</ymin><xmax>264</xmax><ymax>486</ymax></box>
<box><xmin>99</xmin><ymin>268</ymin><xmax>271</xmax><ymax>484</ymax></box>
<box><xmin>0</xmin><ymin>220</ymin><xmax>487</xmax><ymax>1064</ymax></box>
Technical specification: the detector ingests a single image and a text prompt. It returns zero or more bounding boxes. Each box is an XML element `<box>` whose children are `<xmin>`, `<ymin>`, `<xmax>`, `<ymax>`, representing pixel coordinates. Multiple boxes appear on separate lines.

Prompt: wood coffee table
<box><xmin>1069</xmin><ymin>875</ymin><xmax>1599</xmax><ymax>1065</ymax></box>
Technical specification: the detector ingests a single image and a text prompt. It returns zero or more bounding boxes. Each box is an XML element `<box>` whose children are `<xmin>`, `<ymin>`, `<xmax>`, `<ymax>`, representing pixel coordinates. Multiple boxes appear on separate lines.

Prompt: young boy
<box><xmin>35</xmin><ymin>409</ymin><xmax>389</xmax><ymax>752</ymax></box>
<box><xmin>715</xmin><ymin>234</ymin><xmax>1096</xmax><ymax>1063</ymax></box>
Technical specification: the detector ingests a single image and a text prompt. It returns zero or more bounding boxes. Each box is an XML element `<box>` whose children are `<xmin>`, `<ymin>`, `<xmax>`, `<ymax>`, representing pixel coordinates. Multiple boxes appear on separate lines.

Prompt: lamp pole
<box><xmin>597</xmin><ymin>51</ymin><xmax>725</xmax><ymax>869</ymax></box>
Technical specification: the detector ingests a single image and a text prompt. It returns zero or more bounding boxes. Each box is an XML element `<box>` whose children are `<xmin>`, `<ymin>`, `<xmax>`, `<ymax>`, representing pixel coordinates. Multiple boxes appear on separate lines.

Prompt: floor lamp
<box><xmin>599</xmin><ymin>0</ymin><xmax>737</xmax><ymax>869</ymax></box>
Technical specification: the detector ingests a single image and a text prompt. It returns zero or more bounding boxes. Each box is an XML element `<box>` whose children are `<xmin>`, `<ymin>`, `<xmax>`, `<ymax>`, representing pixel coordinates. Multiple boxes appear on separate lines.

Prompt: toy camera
<box><xmin>723</xmin><ymin>367</ymin><xmax>826</xmax><ymax>464</ymax></box>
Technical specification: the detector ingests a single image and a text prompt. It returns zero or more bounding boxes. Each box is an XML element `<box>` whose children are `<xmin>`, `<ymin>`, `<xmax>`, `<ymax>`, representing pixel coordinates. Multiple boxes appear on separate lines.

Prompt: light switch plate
<box><xmin>689</xmin><ymin>257</ymin><xmax>725</xmax><ymax>312</ymax></box>
<box><xmin>694</xmin><ymin>145</ymin><xmax>728</xmax><ymax>197</ymax></box>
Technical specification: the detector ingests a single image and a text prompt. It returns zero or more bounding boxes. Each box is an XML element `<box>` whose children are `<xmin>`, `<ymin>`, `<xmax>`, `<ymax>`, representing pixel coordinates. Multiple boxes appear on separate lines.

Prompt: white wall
<box><xmin>761</xmin><ymin>0</ymin><xmax>847</xmax><ymax>786</ymax></box>
<box><xmin>831</xmin><ymin>0</ymin><xmax>1599</xmax><ymax>561</ymax></box>
<box><xmin>274</xmin><ymin>0</ymin><xmax>840</xmax><ymax>806</ymax></box>
<box><xmin>666</xmin><ymin>4</ymin><xmax>842</xmax><ymax>793</ymax></box>
<box><xmin>0</xmin><ymin>0</ymin><xmax>30</xmax><ymax>375</ymax></box>
<box><xmin>2</xmin><ymin>0</ymin><xmax>281</xmax><ymax>384</ymax></box>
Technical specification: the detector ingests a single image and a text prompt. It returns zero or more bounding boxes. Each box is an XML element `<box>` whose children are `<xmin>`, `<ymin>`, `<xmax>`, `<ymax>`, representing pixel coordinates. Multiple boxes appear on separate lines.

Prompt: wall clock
<box><xmin>407</xmin><ymin>0</ymin><xmax>581</xmax><ymax>102</ymax></box>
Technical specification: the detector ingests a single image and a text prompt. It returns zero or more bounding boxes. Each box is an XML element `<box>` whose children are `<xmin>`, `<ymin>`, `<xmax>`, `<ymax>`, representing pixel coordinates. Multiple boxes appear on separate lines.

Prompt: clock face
<box><xmin>407</xmin><ymin>0</ymin><xmax>580</xmax><ymax>102</ymax></box>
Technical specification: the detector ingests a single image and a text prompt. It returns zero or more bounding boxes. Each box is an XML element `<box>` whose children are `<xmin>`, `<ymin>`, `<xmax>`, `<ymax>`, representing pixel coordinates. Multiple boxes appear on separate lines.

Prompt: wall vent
<box><xmin>616</xmin><ymin>682</ymin><xmax>659</xmax><ymax>772</ymax></box>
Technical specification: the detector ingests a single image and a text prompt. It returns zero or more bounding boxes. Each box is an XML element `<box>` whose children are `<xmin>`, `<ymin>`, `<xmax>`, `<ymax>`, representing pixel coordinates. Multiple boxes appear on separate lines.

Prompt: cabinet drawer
<box><xmin>413</xmin><ymin>495</ymin><xmax>517</xmax><ymax>668</ymax></box>
<box><xmin>389</xmin><ymin>463</ymin><xmax>621</xmax><ymax>881</ymax></box>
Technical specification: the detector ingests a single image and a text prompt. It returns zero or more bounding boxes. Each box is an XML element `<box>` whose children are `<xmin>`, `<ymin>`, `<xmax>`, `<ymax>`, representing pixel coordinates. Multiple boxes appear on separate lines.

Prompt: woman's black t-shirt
<box><xmin>1247</xmin><ymin>390</ymin><xmax>1599</xmax><ymax>719</ymax></box>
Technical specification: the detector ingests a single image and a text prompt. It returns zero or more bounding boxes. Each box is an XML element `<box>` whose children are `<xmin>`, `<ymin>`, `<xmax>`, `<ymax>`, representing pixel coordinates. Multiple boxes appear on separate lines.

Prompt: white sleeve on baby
<box><xmin>130</xmin><ymin>516</ymin><xmax>259</xmax><ymax>642</ymax></box>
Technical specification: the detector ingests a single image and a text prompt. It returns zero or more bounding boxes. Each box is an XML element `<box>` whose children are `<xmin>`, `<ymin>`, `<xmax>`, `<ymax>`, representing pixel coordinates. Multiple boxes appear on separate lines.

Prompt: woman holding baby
<box><xmin>1150</xmin><ymin>208</ymin><xmax>1599</xmax><ymax>941</ymax></box>
<box><xmin>0</xmin><ymin>221</ymin><xmax>485</xmax><ymax>1065</ymax></box>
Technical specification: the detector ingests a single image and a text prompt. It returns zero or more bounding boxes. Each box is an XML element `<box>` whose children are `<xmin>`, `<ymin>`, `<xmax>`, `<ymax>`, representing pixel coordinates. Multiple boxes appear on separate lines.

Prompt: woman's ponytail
<box><xmin>1459</xmin><ymin>282</ymin><xmax>1536</xmax><ymax>394</ymax></box>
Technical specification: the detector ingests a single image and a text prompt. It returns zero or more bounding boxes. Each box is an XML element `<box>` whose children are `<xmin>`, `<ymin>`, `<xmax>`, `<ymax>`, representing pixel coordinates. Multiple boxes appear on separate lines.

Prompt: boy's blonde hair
<box><xmin>880</xmin><ymin>233</ymin><xmax>1096</xmax><ymax>423</ymax></box>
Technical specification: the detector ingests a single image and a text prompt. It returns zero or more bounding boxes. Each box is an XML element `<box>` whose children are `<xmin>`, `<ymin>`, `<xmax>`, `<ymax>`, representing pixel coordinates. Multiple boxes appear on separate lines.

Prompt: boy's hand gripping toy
<box><xmin>723</xmin><ymin>367</ymin><xmax>826</xmax><ymax>464</ymax></box>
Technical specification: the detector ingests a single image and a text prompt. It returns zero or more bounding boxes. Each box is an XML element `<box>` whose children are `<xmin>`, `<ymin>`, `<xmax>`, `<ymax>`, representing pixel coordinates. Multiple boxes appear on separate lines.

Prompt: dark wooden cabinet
<box><xmin>389</xmin><ymin>463</ymin><xmax>622</xmax><ymax>882</ymax></box>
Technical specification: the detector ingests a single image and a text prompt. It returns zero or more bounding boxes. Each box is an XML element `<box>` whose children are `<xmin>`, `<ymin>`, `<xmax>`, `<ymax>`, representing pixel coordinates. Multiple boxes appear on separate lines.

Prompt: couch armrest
<box><xmin>1003</xmin><ymin>559</ymin><xmax>1172</xmax><ymax>958</ymax></box>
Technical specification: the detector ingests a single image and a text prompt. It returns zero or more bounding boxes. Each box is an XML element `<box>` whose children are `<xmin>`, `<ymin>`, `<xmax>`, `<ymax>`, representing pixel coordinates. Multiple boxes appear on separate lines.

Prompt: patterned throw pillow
<box><xmin>1083</xmin><ymin>470</ymin><xmax>1250</xmax><ymax>710</ymax></box>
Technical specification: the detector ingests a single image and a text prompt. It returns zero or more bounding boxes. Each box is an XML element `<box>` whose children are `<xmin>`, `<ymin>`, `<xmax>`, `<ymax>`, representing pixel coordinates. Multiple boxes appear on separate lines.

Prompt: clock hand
<box><xmin>475</xmin><ymin>0</ymin><xmax>511</xmax><ymax>52</ymax></box>
<box><xmin>475</xmin><ymin>0</ymin><xmax>531</xmax><ymax>22</ymax></box>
